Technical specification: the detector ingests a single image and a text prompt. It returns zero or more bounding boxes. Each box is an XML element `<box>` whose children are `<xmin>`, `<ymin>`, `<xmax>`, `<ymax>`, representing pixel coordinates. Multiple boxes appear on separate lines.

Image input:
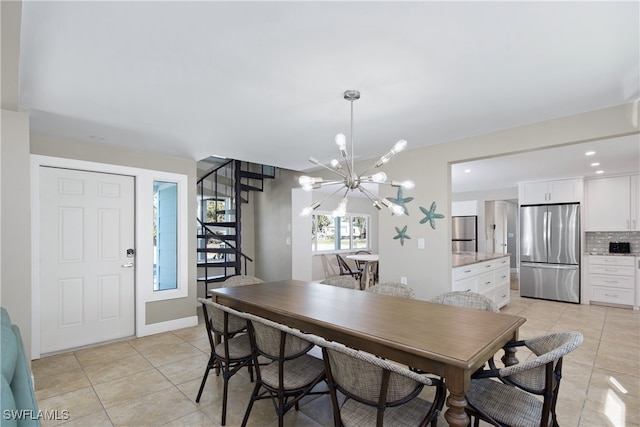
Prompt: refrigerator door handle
<box><xmin>521</xmin><ymin>262</ymin><xmax>578</xmax><ymax>270</ymax></box>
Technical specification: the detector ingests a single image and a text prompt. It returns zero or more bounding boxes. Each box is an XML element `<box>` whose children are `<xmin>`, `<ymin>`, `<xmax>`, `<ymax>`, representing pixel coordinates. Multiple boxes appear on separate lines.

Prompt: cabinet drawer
<box><xmin>589</xmin><ymin>265</ymin><xmax>634</xmax><ymax>277</ymax></box>
<box><xmin>588</xmin><ymin>274</ymin><xmax>634</xmax><ymax>289</ymax></box>
<box><xmin>453</xmin><ymin>264</ymin><xmax>481</xmax><ymax>281</ymax></box>
<box><xmin>589</xmin><ymin>256</ymin><xmax>634</xmax><ymax>267</ymax></box>
<box><xmin>476</xmin><ymin>272</ymin><xmax>495</xmax><ymax>293</ymax></box>
<box><xmin>494</xmin><ymin>267</ymin><xmax>510</xmax><ymax>286</ymax></box>
<box><xmin>490</xmin><ymin>285</ymin><xmax>510</xmax><ymax>308</ymax></box>
<box><xmin>452</xmin><ymin>276</ymin><xmax>476</xmax><ymax>292</ymax></box>
<box><xmin>591</xmin><ymin>287</ymin><xmax>635</xmax><ymax>305</ymax></box>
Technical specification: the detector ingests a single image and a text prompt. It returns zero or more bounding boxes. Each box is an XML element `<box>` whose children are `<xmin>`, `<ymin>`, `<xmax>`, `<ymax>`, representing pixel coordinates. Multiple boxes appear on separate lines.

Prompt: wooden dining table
<box><xmin>210</xmin><ymin>280</ymin><xmax>526</xmax><ymax>427</ymax></box>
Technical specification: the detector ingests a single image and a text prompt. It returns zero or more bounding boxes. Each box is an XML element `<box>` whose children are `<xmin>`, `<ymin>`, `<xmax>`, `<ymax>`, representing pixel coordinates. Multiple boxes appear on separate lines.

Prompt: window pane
<box><xmin>352</xmin><ymin>216</ymin><xmax>368</xmax><ymax>249</ymax></box>
<box><xmin>154</xmin><ymin>181</ymin><xmax>178</xmax><ymax>291</ymax></box>
<box><xmin>317</xmin><ymin>214</ymin><xmax>335</xmax><ymax>251</ymax></box>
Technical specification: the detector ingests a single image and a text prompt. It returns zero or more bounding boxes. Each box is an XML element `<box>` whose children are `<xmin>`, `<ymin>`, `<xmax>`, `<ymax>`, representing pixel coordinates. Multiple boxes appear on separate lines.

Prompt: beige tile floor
<box><xmin>32</xmin><ymin>289</ymin><xmax>639</xmax><ymax>427</ymax></box>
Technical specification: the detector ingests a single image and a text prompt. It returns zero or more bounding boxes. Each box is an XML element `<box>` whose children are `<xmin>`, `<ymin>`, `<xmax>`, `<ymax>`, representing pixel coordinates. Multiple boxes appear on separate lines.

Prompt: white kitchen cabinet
<box><xmin>452</xmin><ymin>256</ymin><xmax>510</xmax><ymax>308</ymax></box>
<box><xmin>586</xmin><ymin>174</ymin><xmax>639</xmax><ymax>231</ymax></box>
<box><xmin>587</xmin><ymin>255</ymin><xmax>636</xmax><ymax>308</ymax></box>
<box><xmin>452</xmin><ymin>200</ymin><xmax>478</xmax><ymax>217</ymax></box>
<box><xmin>519</xmin><ymin>178</ymin><xmax>583</xmax><ymax>205</ymax></box>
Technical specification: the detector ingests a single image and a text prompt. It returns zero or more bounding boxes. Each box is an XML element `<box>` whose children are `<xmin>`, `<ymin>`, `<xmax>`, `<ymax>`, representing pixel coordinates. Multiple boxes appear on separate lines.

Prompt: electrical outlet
<box><xmin>400</xmin><ymin>276</ymin><xmax>407</xmax><ymax>285</ymax></box>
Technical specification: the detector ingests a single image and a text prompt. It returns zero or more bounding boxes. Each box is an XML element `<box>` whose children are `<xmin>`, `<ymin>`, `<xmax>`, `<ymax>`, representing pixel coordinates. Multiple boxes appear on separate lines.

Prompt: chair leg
<box><xmin>241</xmin><ymin>382</ymin><xmax>261</xmax><ymax>427</ymax></box>
<box><xmin>195</xmin><ymin>355</ymin><xmax>215</xmax><ymax>402</ymax></box>
<box><xmin>221</xmin><ymin>375</ymin><xmax>229</xmax><ymax>425</ymax></box>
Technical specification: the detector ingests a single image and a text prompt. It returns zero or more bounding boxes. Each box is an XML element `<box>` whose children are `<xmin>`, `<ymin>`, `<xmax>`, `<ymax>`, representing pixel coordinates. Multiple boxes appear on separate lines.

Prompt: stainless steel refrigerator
<box><xmin>452</xmin><ymin>216</ymin><xmax>477</xmax><ymax>252</ymax></box>
<box><xmin>520</xmin><ymin>203</ymin><xmax>580</xmax><ymax>303</ymax></box>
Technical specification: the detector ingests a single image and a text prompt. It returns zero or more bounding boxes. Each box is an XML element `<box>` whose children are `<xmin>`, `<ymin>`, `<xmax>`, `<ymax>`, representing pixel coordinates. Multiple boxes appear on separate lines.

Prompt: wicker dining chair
<box><xmin>241</xmin><ymin>309</ymin><xmax>327</xmax><ymax>427</ymax></box>
<box><xmin>466</xmin><ymin>331</ymin><xmax>584</xmax><ymax>427</ymax></box>
<box><xmin>430</xmin><ymin>290</ymin><xmax>499</xmax><ymax>313</ymax></box>
<box><xmin>365</xmin><ymin>282</ymin><xmax>415</xmax><ymax>299</ymax></box>
<box><xmin>322</xmin><ymin>339</ymin><xmax>446</xmax><ymax>427</ymax></box>
<box><xmin>320</xmin><ymin>275</ymin><xmax>360</xmax><ymax>290</ymax></box>
<box><xmin>221</xmin><ymin>275</ymin><xmax>265</xmax><ymax>286</ymax></box>
<box><xmin>196</xmin><ymin>297</ymin><xmax>253</xmax><ymax>426</ymax></box>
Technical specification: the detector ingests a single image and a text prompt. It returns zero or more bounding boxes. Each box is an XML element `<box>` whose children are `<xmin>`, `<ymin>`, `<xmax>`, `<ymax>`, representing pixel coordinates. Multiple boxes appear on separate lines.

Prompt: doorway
<box><xmin>39</xmin><ymin>167</ymin><xmax>135</xmax><ymax>353</ymax></box>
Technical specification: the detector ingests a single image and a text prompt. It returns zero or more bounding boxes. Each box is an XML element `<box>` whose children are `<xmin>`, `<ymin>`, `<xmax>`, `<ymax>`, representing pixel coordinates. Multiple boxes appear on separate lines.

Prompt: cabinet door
<box><xmin>548</xmin><ymin>179</ymin><xmax>582</xmax><ymax>203</ymax></box>
<box><xmin>519</xmin><ymin>182</ymin><xmax>550</xmax><ymax>205</ymax></box>
<box><xmin>586</xmin><ymin>176</ymin><xmax>631</xmax><ymax>231</ymax></box>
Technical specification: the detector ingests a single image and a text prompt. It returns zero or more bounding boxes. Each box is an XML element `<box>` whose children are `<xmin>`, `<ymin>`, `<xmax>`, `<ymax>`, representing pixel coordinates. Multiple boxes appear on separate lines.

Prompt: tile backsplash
<box><xmin>585</xmin><ymin>231</ymin><xmax>640</xmax><ymax>254</ymax></box>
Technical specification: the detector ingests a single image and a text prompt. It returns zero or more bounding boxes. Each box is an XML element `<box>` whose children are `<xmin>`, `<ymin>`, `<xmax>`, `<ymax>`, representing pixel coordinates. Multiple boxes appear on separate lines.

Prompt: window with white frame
<box><xmin>311</xmin><ymin>213</ymin><xmax>369</xmax><ymax>252</ymax></box>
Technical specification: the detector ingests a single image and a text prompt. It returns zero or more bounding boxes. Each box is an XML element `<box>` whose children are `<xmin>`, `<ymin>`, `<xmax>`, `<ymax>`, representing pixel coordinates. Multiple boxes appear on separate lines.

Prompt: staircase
<box><xmin>197</xmin><ymin>159</ymin><xmax>275</xmax><ymax>296</ymax></box>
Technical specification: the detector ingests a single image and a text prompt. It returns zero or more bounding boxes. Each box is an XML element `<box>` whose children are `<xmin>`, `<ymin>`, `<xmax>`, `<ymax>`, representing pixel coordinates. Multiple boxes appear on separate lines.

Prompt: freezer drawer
<box><xmin>520</xmin><ymin>263</ymin><xmax>580</xmax><ymax>303</ymax></box>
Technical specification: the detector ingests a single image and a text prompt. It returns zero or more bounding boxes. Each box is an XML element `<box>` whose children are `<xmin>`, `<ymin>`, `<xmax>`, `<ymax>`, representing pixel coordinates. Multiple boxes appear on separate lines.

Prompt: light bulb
<box><xmin>302</xmin><ymin>184</ymin><xmax>313</xmax><ymax>192</ymax></box>
<box><xmin>401</xmin><ymin>180</ymin><xmax>415</xmax><ymax>189</ymax></box>
<box><xmin>391</xmin><ymin>139</ymin><xmax>407</xmax><ymax>154</ymax></box>
<box><xmin>300</xmin><ymin>207</ymin><xmax>314</xmax><ymax>217</ymax></box>
<box><xmin>390</xmin><ymin>203</ymin><xmax>405</xmax><ymax>216</ymax></box>
<box><xmin>299</xmin><ymin>175</ymin><xmax>312</xmax><ymax>186</ymax></box>
<box><xmin>371</xmin><ymin>172</ymin><xmax>387</xmax><ymax>183</ymax></box>
<box><xmin>330</xmin><ymin>159</ymin><xmax>342</xmax><ymax>170</ymax></box>
<box><xmin>335</xmin><ymin>133</ymin><xmax>346</xmax><ymax>150</ymax></box>
<box><xmin>332</xmin><ymin>197</ymin><xmax>348</xmax><ymax>218</ymax></box>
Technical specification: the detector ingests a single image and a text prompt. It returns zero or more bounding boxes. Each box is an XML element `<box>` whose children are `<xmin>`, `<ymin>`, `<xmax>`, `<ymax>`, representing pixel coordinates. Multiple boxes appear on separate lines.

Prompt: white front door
<box><xmin>39</xmin><ymin>167</ymin><xmax>135</xmax><ymax>353</ymax></box>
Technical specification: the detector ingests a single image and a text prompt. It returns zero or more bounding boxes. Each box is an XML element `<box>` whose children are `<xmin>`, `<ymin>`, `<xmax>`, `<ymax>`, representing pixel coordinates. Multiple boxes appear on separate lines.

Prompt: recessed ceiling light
<box><xmin>464</xmin><ymin>169</ymin><xmax>471</xmax><ymax>173</ymax></box>
<box><xmin>585</xmin><ymin>151</ymin><xmax>596</xmax><ymax>156</ymax></box>
<box><xmin>590</xmin><ymin>162</ymin><xmax>600</xmax><ymax>167</ymax></box>
<box><xmin>595</xmin><ymin>170</ymin><xmax>604</xmax><ymax>174</ymax></box>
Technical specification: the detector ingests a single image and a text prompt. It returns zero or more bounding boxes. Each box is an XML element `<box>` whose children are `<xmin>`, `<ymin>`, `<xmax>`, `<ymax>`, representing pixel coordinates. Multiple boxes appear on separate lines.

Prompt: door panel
<box><xmin>520</xmin><ymin>205</ymin><xmax>548</xmax><ymax>263</ymax></box>
<box><xmin>40</xmin><ymin>167</ymin><xmax>135</xmax><ymax>353</ymax></box>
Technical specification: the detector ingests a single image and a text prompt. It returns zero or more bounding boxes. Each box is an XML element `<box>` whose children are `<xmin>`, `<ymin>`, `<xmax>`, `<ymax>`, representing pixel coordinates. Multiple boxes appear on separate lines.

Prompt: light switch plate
<box><xmin>418</xmin><ymin>238</ymin><xmax>425</xmax><ymax>249</ymax></box>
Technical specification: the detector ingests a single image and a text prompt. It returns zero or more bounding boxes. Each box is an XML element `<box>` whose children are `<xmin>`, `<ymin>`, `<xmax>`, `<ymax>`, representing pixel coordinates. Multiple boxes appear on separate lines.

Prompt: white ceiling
<box><xmin>18</xmin><ymin>1</ymin><xmax>639</xmax><ymax>191</ymax></box>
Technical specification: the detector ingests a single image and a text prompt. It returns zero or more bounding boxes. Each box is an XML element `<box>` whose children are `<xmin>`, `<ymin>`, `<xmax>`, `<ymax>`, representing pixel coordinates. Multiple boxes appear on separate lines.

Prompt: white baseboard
<box><xmin>137</xmin><ymin>315</ymin><xmax>199</xmax><ymax>337</ymax></box>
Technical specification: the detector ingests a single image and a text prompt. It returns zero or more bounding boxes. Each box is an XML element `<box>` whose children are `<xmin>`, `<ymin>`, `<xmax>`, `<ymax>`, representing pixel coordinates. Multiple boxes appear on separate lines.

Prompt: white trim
<box><xmin>30</xmin><ymin>155</ymin><xmax>190</xmax><ymax>358</ymax></box>
<box><xmin>136</xmin><ymin>315</ymin><xmax>198</xmax><ymax>337</ymax></box>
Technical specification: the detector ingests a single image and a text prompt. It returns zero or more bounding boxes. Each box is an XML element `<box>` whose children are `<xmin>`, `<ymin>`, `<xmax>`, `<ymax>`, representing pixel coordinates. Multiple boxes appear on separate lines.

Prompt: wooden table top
<box><xmin>210</xmin><ymin>280</ymin><xmax>526</xmax><ymax>373</ymax></box>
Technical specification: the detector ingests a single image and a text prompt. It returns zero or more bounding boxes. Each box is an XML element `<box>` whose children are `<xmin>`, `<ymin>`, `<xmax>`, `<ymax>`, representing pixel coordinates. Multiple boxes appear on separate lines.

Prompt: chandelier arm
<box><xmin>318</xmin><ymin>180</ymin><xmax>344</xmax><ymax>187</ymax></box>
<box><xmin>310</xmin><ymin>160</ymin><xmax>348</xmax><ymax>178</ymax></box>
<box><xmin>358</xmin><ymin>185</ymin><xmax>384</xmax><ymax>204</ymax></box>
<box><xmin>357</xmin><ymin>187</ymin><xmax>380</xmax><ymax>204</ymax></box>
<box><xmin>311</xmin><ymin>185</ymin><xmax>349</xmax><ymax>208</ymax></box>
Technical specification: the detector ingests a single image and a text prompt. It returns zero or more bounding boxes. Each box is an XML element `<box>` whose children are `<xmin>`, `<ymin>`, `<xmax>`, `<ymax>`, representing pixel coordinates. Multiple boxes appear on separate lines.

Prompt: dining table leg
<box><xmin>443</xmin><ymin>368</ymin><xmax>471</xmax><ymax>427</ymax></box>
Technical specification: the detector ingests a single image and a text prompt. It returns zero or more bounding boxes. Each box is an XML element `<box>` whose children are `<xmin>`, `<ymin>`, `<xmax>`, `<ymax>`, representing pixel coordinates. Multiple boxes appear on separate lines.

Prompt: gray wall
<box><xmin>1</xmin><ymin>110</ymin><xmax>32</xmax><ymax>357</ymax></box>
<box><xmin>254</xmin><ymin>168</ymin><xmax>298</xmax><ymax>282</ymax></box>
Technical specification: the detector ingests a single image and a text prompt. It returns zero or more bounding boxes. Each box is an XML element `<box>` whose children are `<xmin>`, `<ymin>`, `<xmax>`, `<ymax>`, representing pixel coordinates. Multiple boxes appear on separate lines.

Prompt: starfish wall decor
<box><xmin>419</xmin><ymin>201</ymin><xmax>445</xmax><ymax>230</ymax></box>
<box><xmin>386</xmin><ymin>187</ymin><xmax>414</xmax><ymax>216</ymax></box>
<box><xmin>393</xmin><ymin>225</ymin><xmax>411</xmax><ymax>246</ymax></box>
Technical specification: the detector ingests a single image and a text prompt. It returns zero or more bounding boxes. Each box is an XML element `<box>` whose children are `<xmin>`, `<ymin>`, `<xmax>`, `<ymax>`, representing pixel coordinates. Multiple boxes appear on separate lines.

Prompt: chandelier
<box><xmin>299</xmin><ymin>90</ymin><xmax>414</xmax><ymax>218</ymax></box>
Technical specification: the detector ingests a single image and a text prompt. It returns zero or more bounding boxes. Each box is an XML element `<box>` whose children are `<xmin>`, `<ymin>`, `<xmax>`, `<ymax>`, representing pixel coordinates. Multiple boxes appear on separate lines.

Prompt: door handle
<box><xmin>121</xmin><ymin>262</ymin><xmax>134</xmax><ymax>268</ymax></box>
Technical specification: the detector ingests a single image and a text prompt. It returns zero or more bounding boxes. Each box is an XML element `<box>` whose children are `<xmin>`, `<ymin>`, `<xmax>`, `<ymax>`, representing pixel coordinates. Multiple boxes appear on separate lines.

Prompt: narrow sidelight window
<box><xmin>153</xmin><ymin>181</ymin><xmax>178</xmax><ymax>291</ymax></box>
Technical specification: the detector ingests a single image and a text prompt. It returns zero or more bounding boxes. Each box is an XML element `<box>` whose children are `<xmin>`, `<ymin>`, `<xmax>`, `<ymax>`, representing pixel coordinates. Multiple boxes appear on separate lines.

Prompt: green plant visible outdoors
<box><xmin>206</xmin><ymin>199</ymin><xmax>227</xmax><ymax>222</ymax></box>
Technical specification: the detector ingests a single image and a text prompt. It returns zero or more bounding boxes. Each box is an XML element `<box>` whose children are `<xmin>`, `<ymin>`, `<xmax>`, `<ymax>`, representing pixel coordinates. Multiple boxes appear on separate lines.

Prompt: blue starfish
<box><xmin>393</xmin><ymin>225</ymin><xmax>411</xmax><ymax>246</ymax></box>
<box><xmin>419</xmin><ymin>201</ymin><xmax>445</xmax><ymax>230</ymax></box>
<box><xmin>386</xmin><ymin>188</ymin><xmax>414</xmax><ymax>216</ymax></box>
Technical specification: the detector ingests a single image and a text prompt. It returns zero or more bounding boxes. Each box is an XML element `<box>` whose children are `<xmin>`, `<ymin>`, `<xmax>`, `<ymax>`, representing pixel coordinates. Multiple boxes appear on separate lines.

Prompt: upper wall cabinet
<box><xmin>452</xmin><ymin>200</ymin><xmax>478</xmax><ymax>216</ymax></box>
<box><xmin>518</xmin><ymin>178</ymin><xmax>584</xmax><ymax>205</ymax></box>
<box><xmin>586</xmin><ymin>174</ymin><xmax>639</xmax><ymax>231</ymax></box>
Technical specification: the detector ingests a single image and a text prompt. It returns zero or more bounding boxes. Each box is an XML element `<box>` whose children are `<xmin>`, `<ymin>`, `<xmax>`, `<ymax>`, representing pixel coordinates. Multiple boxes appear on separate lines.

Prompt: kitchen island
<box><xmin>452</xmin><ymin>252</ymin><xmax>511</xmax><ymax>309</ymax></box>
